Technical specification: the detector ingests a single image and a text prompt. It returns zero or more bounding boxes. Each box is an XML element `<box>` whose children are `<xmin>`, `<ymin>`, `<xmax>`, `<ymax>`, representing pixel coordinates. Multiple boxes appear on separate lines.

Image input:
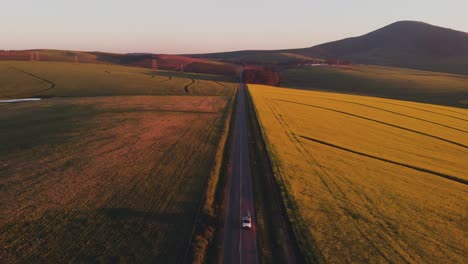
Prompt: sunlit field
<box><xmin>0</xmin><ymin>61</ymin><xmax>236</xmax><ymax>99</ymax></box>
<box><xmin>249</xmin><ymin>84</ymin><xmax>467</xmax><ymax>263</ymax></box>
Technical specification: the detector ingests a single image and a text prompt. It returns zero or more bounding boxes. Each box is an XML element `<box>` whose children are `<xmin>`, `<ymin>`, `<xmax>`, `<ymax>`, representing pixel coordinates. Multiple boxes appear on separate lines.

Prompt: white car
<box><xmin>242</xmin><ymin>215</ymin><xmax>252</xmax><ymax>229</ymax></box>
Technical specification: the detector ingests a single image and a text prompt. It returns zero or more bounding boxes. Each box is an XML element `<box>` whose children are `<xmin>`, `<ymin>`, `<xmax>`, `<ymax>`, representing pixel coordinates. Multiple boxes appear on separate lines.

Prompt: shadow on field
<box><xmin>0</xmin><ymin>208</ymin><xmax>187</xmax><ymax>263</ymax></box>
<box><xmin>97</xmin><ymin>207</ymin><xmax>180</xmax><ymax>223</ymax></box>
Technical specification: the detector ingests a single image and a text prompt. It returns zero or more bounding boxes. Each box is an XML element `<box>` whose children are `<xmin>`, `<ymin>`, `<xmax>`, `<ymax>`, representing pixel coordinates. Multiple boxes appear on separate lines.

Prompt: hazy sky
<box><xmin>1</xmin><ymin>0</ymin><xmax>466</xmax><ymax>54</ymax></box>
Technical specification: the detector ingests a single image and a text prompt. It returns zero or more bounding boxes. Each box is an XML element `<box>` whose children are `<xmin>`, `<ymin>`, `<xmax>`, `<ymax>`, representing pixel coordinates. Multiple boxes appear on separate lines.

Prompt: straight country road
<box><xmin>222</xmin><ymin>78</ymin><xmax>259</xmax><ymax>264</ymax></box>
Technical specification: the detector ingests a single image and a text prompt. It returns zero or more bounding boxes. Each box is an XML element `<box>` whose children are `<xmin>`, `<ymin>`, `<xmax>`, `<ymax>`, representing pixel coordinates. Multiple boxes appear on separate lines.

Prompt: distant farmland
<box><xmin>0</xmin><ymin>61</ymin><xmax>236</xmax><ymax>262</ymax></box>
<box><xmin>0</xmin><ymin>49</ymin><xmax>241</xmax><ymax>76</ymax></box>
<box><xmin>281</xmin><ymin>65</ymin><xmax>468</xmax><ymax>108</ymax></box>
<box><xmin>249</xmin><ymin>85</ymin><xmax>467</xmax><ymax>263</ymax></box>
<box><xmin>0</xmin><ymin>61</ymin><xmax>236</xmax><ymax>99</ymax></box>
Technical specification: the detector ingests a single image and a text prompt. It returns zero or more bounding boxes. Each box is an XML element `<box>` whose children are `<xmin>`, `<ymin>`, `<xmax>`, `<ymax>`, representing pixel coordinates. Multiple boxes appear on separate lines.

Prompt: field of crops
<box><xmin>281</xmin><ymin>65</ymin><xmax>468</xmax><ymax>107</ymax></box>
<box><xmin>249</xmin><ymin>84</ymin><xmax>467</xmax><ymax>263</ymax></box>
<box><xmin>0</xmin><ymin>61</ymin><xmax>236</xmax><ymax>262</ymax></box>
<box><xmin>0</xmin><ymin>61</ymin><xmax>236</xmax><ymax>98</ymax></box>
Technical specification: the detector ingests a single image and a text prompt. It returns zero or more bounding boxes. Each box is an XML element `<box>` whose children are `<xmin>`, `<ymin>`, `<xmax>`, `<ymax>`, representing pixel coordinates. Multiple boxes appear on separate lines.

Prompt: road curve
<box><xmin>222</xmin><ymin>79</ymin><xmax>259</xmax><ymax>264</ymax></box>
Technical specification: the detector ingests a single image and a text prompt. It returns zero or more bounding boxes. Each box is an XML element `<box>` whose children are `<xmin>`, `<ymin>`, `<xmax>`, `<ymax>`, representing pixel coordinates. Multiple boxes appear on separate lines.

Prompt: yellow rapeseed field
<box><xmin>249</xmin><ymin>84</ymin><xmax>468</xmax><ymax>263</ymax></box>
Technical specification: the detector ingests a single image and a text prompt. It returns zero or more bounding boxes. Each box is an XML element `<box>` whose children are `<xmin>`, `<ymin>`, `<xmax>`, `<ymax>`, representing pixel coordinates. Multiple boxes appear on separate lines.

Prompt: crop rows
<box><xmin>249</xmin><ymin>84</ymin><xmax>467</xmax><ymax>263</ymax></box>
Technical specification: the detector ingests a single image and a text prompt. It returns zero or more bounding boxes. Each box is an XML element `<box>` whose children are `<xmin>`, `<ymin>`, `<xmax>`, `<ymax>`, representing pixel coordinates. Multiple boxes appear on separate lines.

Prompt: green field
<box><xmin>0</xmin><ymin>61</ymin><xmax>236</xmax><ymax>98</ymax></box>
<box><xmin>281</xmin><ymin>65</ymin><xmax>468</xmax><ymax>107</ymax></box>
<box><xmin>192</xmin><ymin>50</ymin><xmax>323</xmax><ymax>64</ymax></box>
<box><xmin>249</xmin><ymin>84</ymin><xmax>467</xmax><ymax>263</ymax></box>
<box><xmin>0</xmin><ymin>61</ymin><xmax>236</xmax><ymax>262</ymax></box>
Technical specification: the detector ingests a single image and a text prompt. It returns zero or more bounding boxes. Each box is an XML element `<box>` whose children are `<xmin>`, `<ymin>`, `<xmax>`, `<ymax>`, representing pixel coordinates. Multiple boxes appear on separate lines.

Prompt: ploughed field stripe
<box><xmin>215</xmin><ymin>81</ymin><xmax>229</xmax><ymax>88</ymax></box>
<box><xmin>160</xmin><ymin>76</ymin><xmax>172</xmax><ymax>82</ymax></box>
<box><xmin>184</xmin><ymin>79</ymin><xmax>195</xmax><ymax>94</ymax></box>
<box><xmin>9</xmin><ymin>67</ymin><xmax>56</xmax><ymax>91</ymax></box>
<box><xmin>346</xmin><ymin>97</ymin><xmax>468</xmax><ymax>122</ymax></box>
<box><xmin>300</xmin><ymin>96</ymin><xmax>468</xmax><ymax>133</ymax></box>
<box><xmin>299</xmin><ymin>135</ymin><xmax>467</xmax><ymax>185</ymax></box>
<box><xmin>274</xmin><ymin>99</ymin><xmax>468</xmax><ymax>149</ymax></box>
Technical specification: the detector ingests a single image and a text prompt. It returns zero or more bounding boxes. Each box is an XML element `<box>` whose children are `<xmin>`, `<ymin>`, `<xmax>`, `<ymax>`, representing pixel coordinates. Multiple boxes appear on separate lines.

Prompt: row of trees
<box><xmin>242</xmin><ymin>66</ymin><xmax>281</xmax><ymax>86</ymax></box>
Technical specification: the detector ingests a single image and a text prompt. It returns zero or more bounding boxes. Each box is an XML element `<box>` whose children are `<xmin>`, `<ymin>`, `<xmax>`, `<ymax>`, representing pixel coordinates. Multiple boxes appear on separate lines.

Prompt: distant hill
<box><xmin>189</xmin><ymin>50</ymin><xmax>324</xmax><ymax>65</ymax></box>
<box><xmin>0</xmin><ymin>49</ymin><xmax>241</xmax><ymax>76</ymax></box>
<box><xmin>190</xmin><ymin>21</ymin><xmax>468</xmax><ymax>75</ymax></box>
<box><xmin>289</xmin><ymin>21</ymin><xmax>468</xmax><ymax>75</ymax></box>
<box><xmin>2</xmin><ymin>21</ymin><xmax>466</xmax><ymax>75</ymax></box>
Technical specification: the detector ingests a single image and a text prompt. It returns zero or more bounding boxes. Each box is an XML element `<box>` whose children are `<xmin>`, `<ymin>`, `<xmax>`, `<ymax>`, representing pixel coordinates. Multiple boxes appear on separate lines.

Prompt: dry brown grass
<box><xmin>0</xmin><ymin>96</ymin><xmax>230</xmax><ymax>263</ymax></box>
<box><xmin>249</xmin><ymin>84</ymin><xmax>468</xmax><ymax>263</ymax></box>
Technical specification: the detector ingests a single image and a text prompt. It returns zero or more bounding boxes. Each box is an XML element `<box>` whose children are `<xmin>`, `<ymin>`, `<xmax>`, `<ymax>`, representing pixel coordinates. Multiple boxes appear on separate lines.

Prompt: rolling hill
<box><xmin>3</xmin><ymin>21</ymin><xmax>466</xmax><ymax>75</ymax></box>
<box><xmin>188</xmin><ymin>50</ymin><xmax>323</xmax><ymax>65</ymax></box>
<box><xmin>289</xmin><ymin>21</ymin><xmax>468</xmax><ymax>75</ymax></box>
<box><xmin>0</xmin><ymin>49</ymin><xmax>241</xmax><ymax>76</ymax></box>
<box><xmin>191</xmin><ymin>21</ymin><xmax>468</xmax><ymax>75</ymax></box>
<box><xmin>280</xmin><ymin>65</ymin><xmax>468</xmax><ymax>108</ymax></box>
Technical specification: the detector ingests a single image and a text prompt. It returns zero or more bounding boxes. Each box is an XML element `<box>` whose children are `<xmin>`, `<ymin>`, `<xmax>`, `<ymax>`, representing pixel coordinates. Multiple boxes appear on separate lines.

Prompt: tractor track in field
<box><xmin>412</xmin><ymin>102</ymin><xmax>468</xmax><ymax>117</ymax></box>
<box><xmin>184</xmin><ymin>79</ymin><xmax>195</xmax><ymax>94</ymax></box>
<box><xmin>215</xmin><ymin>81</ymin><xmax>229</xmax><ymax>88</ymax></box>
<box><xmin>148</xmin><ymin>76</ymin><xmax>173</xmax><ymax>94</ymax></box>
<box><xmin>274</xmin><ymin>99</ymin><xmax>468</xmax><ymax>148</ymax></box>
<box><xmin>145</xmin><ymin>72</ymin><xmax>172</xmax><ymax>82</ymax></box>
<box><xmin>299</xmin><ymin>134</ymin><xmax>467</xmax><ymax>185</ymax></box>
<box><xmin>215</xmin><ymin>81</ymin><xmax>230</xmax><ymax>95</ymax></box>
<box><xmin>160</xmin><ymin>76</ymin><xmax>172</xmax><ymax>82</ymax></box>
<box><xmin>304</xmin><ymin>96</ymin><xmax>468</xmax><ymax>133</ymax></box>
<box><xmin>350</xmin><ymin>98</ymin><xmax>468</xmax><ymax>121</ymax></box>
<box><xmin>8</xmin><ymin>67</ymin><xmax>56</xmax><ymax>96</ymax></box>
<box><xmin>426</xmin><ymin>106</ymin><xmax>468</xmax><ymax>117</ymax></box>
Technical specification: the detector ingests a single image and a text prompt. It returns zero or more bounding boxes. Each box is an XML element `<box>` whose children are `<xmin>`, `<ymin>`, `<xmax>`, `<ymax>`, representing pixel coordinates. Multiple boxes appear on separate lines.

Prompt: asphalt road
<box><xmin>222</xmin><ymin>81</ymin><xmax>259</xmax><ymax>264</ymax></box>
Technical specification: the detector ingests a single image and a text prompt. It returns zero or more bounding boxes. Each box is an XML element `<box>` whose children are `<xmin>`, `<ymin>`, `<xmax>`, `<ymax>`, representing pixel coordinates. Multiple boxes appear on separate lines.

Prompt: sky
<box><xmin>1</xmin><ymin>0</ymin><xmax>467</xmax><ymax>54</ymax></box>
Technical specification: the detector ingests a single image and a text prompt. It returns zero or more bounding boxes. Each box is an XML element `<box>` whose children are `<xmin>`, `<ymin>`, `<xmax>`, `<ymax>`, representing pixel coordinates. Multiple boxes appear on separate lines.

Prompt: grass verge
<box><xmin>246</xmin><ymin>85</ymin><xmax>306</xmax><ymax>263</ymax></box>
